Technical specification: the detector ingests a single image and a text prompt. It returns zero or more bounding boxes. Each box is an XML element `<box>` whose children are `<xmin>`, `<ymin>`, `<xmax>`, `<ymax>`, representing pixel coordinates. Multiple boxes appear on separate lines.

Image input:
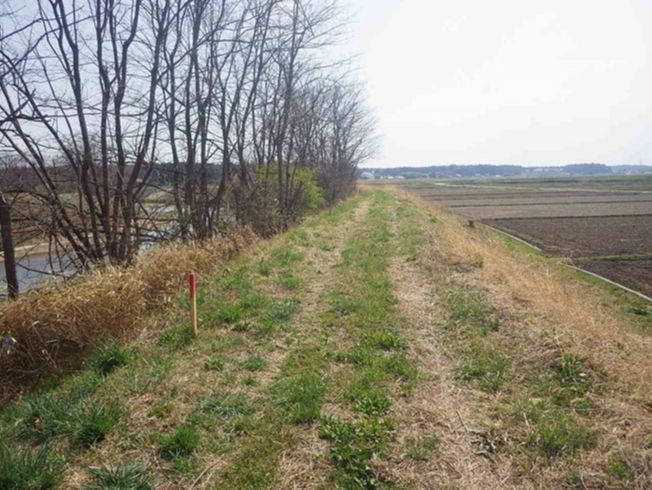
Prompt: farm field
<box><xmin>393</xmin><ymin>175</ymin><xmax>652</xmax><ymax>298</ymax></box>
<box><xmin>1</xmin><ymin>189</ymin><xmax>650</xmax><ymax>489</ymax></box>
<box><xmin>483</xmin><ymin>215</ymin><xmax>652</xmax><ymax>257</ymax></box>
<box><xmin>578</xmin><ymin>258</ymin><xmax>652</xmax><ymax>298</ymax></box>
<box><xmin>450</xmin><ymin>201</ymin><xmax>652</xmax><ymax>219</ymax></box>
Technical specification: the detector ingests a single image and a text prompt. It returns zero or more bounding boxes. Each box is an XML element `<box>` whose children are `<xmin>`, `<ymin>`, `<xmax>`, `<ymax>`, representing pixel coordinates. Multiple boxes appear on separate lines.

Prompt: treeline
<box><xmin>367</xmin><ymin>163</ymin><xmax>641</xmax><ymax>179</ymax></box>
<box><xmin>0</xmin><ymin>0</ymin><xmax>374</xmax><ymax>293</ymax></box>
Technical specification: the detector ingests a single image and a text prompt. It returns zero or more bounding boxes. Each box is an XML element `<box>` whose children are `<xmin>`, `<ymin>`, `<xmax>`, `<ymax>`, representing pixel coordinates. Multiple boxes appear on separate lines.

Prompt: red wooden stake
<box><xmin>189</xmin><ymin>272</ymin><xmax>198</xmax><ymax>335</ymax></box>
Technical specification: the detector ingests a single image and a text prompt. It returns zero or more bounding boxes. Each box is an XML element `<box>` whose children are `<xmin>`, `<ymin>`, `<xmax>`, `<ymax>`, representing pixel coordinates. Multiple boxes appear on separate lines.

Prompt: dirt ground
<box><xmin>577</xmin><ymin>258</ymin><xmax>652</xmax><ymax>297</ymax></box>
<box><xmin>484</xmin><ymin>215</ymin><xmax>652</xmax><ymax>258</ymax></box>
<box><xmin>414</xmin><ymin>190</ymin><xmax>647</xmax><ymax>200</ymax></box>
<box><xmin>451</xmin><ymin>202</ymin><xmax>652</xmax><ymax>219</ymax></box>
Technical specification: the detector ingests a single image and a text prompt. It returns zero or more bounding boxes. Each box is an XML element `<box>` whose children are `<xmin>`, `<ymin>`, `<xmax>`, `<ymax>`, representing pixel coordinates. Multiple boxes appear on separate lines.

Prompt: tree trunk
<box><xmin>0</xmin><ymin>194</ymin><xmax>18</xmax><ymax>299</ymax></box>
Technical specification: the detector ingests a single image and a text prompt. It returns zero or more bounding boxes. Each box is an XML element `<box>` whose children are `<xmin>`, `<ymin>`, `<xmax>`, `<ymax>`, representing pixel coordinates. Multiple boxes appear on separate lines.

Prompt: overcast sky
<box><xmin>342</xmin><ymin>0</ymin><xmax>652</xmax><ymax>167</ymax></box>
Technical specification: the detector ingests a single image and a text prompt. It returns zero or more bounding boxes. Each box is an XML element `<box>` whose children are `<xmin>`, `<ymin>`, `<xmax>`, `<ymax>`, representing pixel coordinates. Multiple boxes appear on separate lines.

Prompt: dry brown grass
<box><xmin>394</xmin><ymin>188</ymin><xmax>651</xmax><ymax>399</ymax></box>
<box><xmin>381</xmin><ymin>256</ymin><xmax>510</xmax><ymax>489</ymax></box>
<box><xmin>0</xmin><ymin>229</ymin><xmax>256</xmax><ymax>399</ymax></box>
<box><xmin>390</xmin><ymin>187</ymin><xmax>652</xmax><ymax>487</ymax></box>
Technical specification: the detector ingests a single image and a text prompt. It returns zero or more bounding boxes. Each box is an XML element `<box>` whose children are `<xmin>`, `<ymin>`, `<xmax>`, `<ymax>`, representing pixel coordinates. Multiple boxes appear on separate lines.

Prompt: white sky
<box><xmin>342</xmin><ymin>0</ymin><xmax>652</xmax><ymax>167</ymax></box>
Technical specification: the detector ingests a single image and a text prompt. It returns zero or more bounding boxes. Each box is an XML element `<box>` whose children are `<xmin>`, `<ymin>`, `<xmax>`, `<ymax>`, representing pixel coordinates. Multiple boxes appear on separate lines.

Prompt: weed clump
<box><xmin>204</xmin><ymin>354</ymin><xmax>226</xmax><ymax>371</ymax></box>
<box><xmin>605</xmin><ymin>455</ymin><xmax>634</xmax><ymax>483</ymax></box>
<box><xmin>319</xmin><ymin>415</ymin><xmax>395</xmax><ymax>488</ymax></box>
<box><xmin>241</xmin><ymin>352</ymin><xmax>267</xmax><ymax>372</ymax></box>
<box><xmin>272</xmin><ymin>373</ymin><xmax>326</xmax><ymax>424</ymax></box>
<box><xmin>159</xmin><ymin>426</ymin><xmax>200</xmax><ymax>460</ymax></box>
<box><xmin>366</xmin><ymin>330</ymin><xmax>406</xmax><ymax>350</ymax></box>
<box><xmin>533</xmin><ymin>412</ymin><xmax>596</xmax><ymax>458</ymax></box>
<box><xmin>75</xmin><ymin>403</ymin><xmax>122</xmax><ymax>447</ymax></box>
<box><xmin>157</xmin><ymin>325</ymin><xmax>194</xmax><ymax>350</ymax></box>
<box><xmin>456</xmin><ymin>347</ymin><xmax>511</xmax><ymax>392</ymax></box>
<box><xmin>90</xmin><ymin>343</ymin><xmax>131</xmax><ymax>376</ymax></box>
<box><xmin>85</xmin><ymin>465</ymin><xmax>151</xmax><ymax>490</ymax></box>
<box><xmin>0</xmin><ymin>442</ymin><xmax>63</xmax><ymax>489</ymax></box>
<box><xmin>335</xmin><ymin>345</ymin><xmax>374</xmax><ymax>366</ymax></box>
<box><xmin>444</xmin><ymin>288</ymin><xmax>499</xmax><ymax>334</ymax></box>
<box><xmin>353</xmin><ymin>391</ymin><xmax>392</xmax><ymax>416</ymax></box>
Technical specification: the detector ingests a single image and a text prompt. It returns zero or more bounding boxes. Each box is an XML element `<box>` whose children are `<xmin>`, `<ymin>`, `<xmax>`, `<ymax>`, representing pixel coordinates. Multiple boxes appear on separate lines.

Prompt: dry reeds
<box><xmin>0</xmin><ymin>229</ymin><xmax>257</xmax><ymax>391</ymax></box>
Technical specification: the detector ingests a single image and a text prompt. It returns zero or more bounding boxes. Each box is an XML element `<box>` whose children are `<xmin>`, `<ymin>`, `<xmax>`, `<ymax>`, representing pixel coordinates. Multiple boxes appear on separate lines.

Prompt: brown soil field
<box><xmin>415</xmin><ymin>190</ymin><xmax>649</xmax><ymax>200</ymax></box>
<box><xmin>453</xmin><ymin>202</ymin><xmax>652</xmax><ymax>219</ymax></box>
<box><xmin>577</xmin><ymin>258</ymin><xmax>652</xmax><ymax>298</ymax></box>
<box><xmin>442</xmin><ymin>196</ymin><xmax>652</xmax><ymax>207</ymax></box>
<box><xmin>400</xmin><ymin>180</ymin><xmax>652</xmax><ymax>298</ymax></box>
<box><xmin>484</xmin><ymin>215</ymin><xmax>652</xmax><ymax>258</ymax></box>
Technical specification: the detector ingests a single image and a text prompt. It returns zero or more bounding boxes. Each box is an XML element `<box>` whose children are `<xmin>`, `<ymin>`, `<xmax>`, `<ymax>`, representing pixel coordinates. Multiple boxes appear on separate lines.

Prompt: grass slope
<box><xmin>0</xmin><ymin>189</ymin><xmax>649</xmax><ymax>489</ymax></box>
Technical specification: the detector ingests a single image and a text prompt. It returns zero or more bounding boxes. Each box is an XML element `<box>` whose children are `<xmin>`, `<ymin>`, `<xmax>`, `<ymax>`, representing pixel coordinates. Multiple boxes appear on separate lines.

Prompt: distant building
<box><xmin>359</xmin><ymin>171</ymin><xmax>375</xmax><ymax>180</ymax></box>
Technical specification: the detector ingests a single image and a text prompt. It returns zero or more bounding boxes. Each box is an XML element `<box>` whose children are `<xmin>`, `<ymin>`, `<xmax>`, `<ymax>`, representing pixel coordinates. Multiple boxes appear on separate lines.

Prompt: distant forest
<box><xmin>363</xmin><ymin>163</ymin><xmax>652</xmax><ymax>179</ymax></box>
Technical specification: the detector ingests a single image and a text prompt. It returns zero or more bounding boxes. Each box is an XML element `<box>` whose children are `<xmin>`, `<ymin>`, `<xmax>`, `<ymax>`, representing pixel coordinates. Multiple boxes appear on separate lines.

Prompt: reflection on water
<box><xmin>1</xmin><ymin>213</ymin><xmax>175</xmax><ymax>297</ymax></box>
<box><xmin>0</xmin><ymin>253</ymin><xmax>75</xmax><ymax>297</ymax></box>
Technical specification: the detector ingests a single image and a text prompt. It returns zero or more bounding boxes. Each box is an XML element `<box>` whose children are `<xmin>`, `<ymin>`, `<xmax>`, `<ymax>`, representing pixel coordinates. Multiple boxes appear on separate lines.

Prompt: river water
<box><xmin>0</xmin><ymin>252</ymin><xmax>75</xmax><ymax>297</ymax></box>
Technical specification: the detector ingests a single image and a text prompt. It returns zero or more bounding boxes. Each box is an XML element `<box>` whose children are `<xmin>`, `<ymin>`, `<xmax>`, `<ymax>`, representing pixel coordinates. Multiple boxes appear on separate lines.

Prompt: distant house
<box><xmin>359</xmin><ymin>171</ymin><xmax>375</xmax><ymax>180</ymax></box>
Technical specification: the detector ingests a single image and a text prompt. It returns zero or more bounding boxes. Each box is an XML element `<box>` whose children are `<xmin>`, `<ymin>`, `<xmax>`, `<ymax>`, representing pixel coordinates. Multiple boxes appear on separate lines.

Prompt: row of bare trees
<box><xmin>0</xmin><ymin>0</ymin><xmax>375</xmax><ymax>296</ymax></box>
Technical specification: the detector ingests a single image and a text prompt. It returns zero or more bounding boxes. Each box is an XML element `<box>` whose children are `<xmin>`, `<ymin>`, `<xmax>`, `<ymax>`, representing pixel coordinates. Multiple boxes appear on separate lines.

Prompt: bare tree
<box><xmin>0</xmin><ymin>0</ymin><xmax>376</xmax><ymax>289</ymax></box>
<box><xmin>0</xmin><ymin>0</ymin><xmax>168</xmax><ymax>267</ymax></box>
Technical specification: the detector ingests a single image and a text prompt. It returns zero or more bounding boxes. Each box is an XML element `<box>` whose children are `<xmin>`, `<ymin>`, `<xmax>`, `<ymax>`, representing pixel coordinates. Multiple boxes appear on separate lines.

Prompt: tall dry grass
<box><xmin>0</xmin><ymin>229</ymin><xmax>256</xmax><ymax>392</ymax></box>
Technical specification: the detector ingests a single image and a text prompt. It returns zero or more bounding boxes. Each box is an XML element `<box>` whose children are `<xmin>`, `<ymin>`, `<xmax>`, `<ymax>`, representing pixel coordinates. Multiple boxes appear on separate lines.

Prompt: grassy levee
<box><xmin>1</xmin><ymin>187</ymin><xmax>650</xmax><ymax>488</ymax></box>
<box><xmin>0</xmin><ymin>196</ymin><xmax>363</xmax><ymax>488</ymax></box>
<box><xmin>314</xmin><ymin>191</ymin><xmax>418</xmax><ymax>488</ymax></box>
<box><xmin>388</xmin><ymin>187</ymin><xmax>651</xmax><ymax>488</ymax></box>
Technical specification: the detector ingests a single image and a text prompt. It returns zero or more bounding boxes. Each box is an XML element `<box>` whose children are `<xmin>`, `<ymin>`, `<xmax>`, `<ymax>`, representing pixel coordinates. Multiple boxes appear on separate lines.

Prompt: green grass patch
<box><xmin>85</xmin><ymin>464</ymin><xmax>151</xmax><ymax>490</ymax></box>
<box><xmin>158</xmin><ymin>325</ymin><xmax>194</xmax><ymax>350</ymax></box>
<box><xmin>256</xmin><ymin>299</ymin><xmax>299</xmax><ymax>334</ymax></box>
<box><xmin>286</xmin><ymin>229</ymin><xmax>310</xmax><ymax>247</ymax></box>
<box><xmin>75</xmin><ymin>402</ymin><xmax>122</xmax><ymax>447</ymax></box>
<box><xmin>257</xmin><ymin>259</ymin><xmax>273</xmax><ymax>277</ymax></box>
<box><xmin>241</xmin><ymin>352</ymin><xmax>267</xmax><ymax>372</ymax></box>
<box><xmin>191</xmin><ymin>392</ymin><xmax>255</xmax><ymax>435</ymax></box>
<box><xmin>0</xmin><ymin>442</ymin><xmax>63</xmax><ymax>489</ymax></box>
<box><xmin>455</xmin><ymin>345</ymin><xmax>511</xmax><ymax>392</ymax></box>
<box><xmin>353</xmin><ymin>391</ymin><xmax>392</xmax><ymax>416</ymax></box>
<box><xmin>159</xmin><ymin>426</ymin><xmax>200</xmax><ymax>460</ymax></box>
<box><xmin>89</xmin><ymin>343</ymin><xmax>131</xmax><ymax>377</ymax></box>
<box><xmin>605</xmin><ymin>455</ymin><xmax>634</xmax><ymax>483</ymax></box>
<box><xmin>218</xmin><ymin>419</ymin><xmax>293</xmax><ymax>489</ymax></box>
<box><xmin>279</xmin><ymin>272</ymin><xmax>302</xmax><ymax>291</ymax></box>
<box><xmin>365</xmin><ymin>330</ymin><xmax>406</xmax><ymax>350</ymax></box>
<box><xmin>272</xmin><ymin>373</ymin><xmax>327</xmax><ymax>424</ymax></box>
<box><xmin>204</xmin><ymin>354</ymin><xmax>226</xmax><ymax>371</ymax></box>
<box><xmin>532</xmin><ymin>411</ymin><xmax>596</xmax><ymax>458</ymax></box>
<box><xmin>335</xmin><ymin>344</ymin><xmax>375</xmax><ymax>366</ymax></box>
<box><xmin>212</xmin><ymin>303</ymin><xmax>246</xmax><ymax>324</ymax></box>
<box><xmin>319</xmin><ymin>415</ymin><xmax>395</xmax><ymax>488</ymax></box>
<box><xmin>444</xmin><ymin>287</ymin><xmax>499</xmax><ymax>334</ymax></box>
<box><xmin>14</xmin><ymin>395</ymin><xmax>120</xmax><ymax>447</ymax></box>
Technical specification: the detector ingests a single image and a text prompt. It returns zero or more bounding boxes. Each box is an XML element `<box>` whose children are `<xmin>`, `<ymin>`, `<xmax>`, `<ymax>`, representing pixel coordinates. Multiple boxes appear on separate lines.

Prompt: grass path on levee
<box><xmin>1</xmin><ymin>189</ymin><xmax>650</xmax><ymax>488</ymax></box>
